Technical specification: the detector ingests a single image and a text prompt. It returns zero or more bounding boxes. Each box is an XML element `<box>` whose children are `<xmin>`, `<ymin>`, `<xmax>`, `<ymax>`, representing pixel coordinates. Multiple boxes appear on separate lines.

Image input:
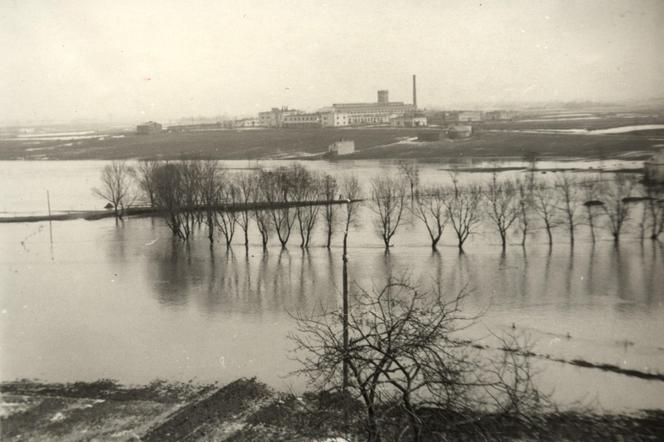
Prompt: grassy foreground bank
<box><xmin>1</xmin><ymin>378</ymin><xmax>663</xmax><ymax>441</ymax></box>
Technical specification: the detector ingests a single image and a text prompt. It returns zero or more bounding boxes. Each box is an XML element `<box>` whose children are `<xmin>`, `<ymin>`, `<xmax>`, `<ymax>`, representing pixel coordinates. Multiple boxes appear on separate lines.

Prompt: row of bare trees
<box><xmin>369</xmin><ymin>166</ymin><xmax>664</xmax><ymax>252</ymax></box>
<box><xmin>94</xmin><ymin>160</ymin><xmax>362</xmax><ymax>249</ymax></box>
<box><xmin>94</xmin><ymin>161</ymin><xmax>664</xmax><ymax>250</ymax></box>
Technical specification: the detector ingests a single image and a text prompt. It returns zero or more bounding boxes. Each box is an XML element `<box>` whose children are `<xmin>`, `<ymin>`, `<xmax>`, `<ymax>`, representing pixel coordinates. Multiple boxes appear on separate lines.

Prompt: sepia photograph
<box><xmin>1</xmin><ymin>0</ymin><xmax>663</xmax><ymax>440</ymax></box>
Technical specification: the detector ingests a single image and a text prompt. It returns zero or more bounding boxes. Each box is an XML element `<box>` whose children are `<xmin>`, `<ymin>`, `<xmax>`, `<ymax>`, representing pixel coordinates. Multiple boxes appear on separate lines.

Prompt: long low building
<box><xmin>281</xmin><ymin>112</ymin><xmax>322</xmax><ymax>128</ymax></box>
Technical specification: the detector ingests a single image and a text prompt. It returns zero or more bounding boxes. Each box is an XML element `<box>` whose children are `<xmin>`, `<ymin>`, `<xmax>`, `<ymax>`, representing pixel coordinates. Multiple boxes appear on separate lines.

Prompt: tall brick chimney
<box><xmin>412</xmin><ymin>74</ymin><xmax>417</xmax><ymax>109</ymax></box>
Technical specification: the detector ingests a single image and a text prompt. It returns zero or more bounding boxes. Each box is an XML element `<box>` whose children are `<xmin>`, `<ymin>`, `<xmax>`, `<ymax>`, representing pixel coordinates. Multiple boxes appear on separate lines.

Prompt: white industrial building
<box><xmin>328</xmin><ymin>139</ymin><xmax>355</xmax><ymax>156</ymax></box>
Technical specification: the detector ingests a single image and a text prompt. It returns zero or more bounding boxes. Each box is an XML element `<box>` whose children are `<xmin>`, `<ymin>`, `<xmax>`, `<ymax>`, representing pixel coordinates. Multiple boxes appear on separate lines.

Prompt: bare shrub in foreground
<box><xmin>290</xmin><ymin>279</ymin><xmax>547</xmax><ymax>442</ymax></box>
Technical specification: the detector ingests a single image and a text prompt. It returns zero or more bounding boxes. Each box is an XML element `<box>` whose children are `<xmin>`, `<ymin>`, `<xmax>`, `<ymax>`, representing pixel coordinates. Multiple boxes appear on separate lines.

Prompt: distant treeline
<box><xmin>92</xmin><ymin>160</ymin><xmax>664</xmax><ymax>250</ymax></box>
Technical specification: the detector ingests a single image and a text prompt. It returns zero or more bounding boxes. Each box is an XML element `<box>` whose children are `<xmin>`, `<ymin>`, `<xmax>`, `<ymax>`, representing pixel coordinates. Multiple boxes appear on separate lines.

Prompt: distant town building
<box><xmin>282</xmin><ymin>112</ymin><xmax>322</xmax><ymax>128</ymax></box>
<box><xmin>328</xmin><ymin>139</ymin><xmax>355</xmax><ymax>156</ymax></box>
<box><xmin>457</xmin><ymin>111</ymin><xmax>483</xmax><ymax>122</ymax></box>
<box><xmin>136</xmin><ymin>121</ymin><xmax>162</xmax><ymax>135</ymax></box>
<box><xmin>390</xmin><ymin>112</ymin><xmax>428</xmax><ymax>128</ymax></box>
<box><xmin>484</xmin><ymin>110</ymin><xmax>517</xmax><ymax>121</ymax></box>
<box><xmin>258</xmin><ymin>107</ymin><xmax>301</xmax><ymax>128</ymax></box>
<box><xmin>331</xmin><ymin>89</ymin><xmax>415</xmax><ymax>121</ymax></box>
<box><xmin>233</xmin><ymin>118</ymin><xmax>260</xmax><ymax>128</ymax></box>
<box><xmin>447</xmin><ymin>125</ymin><xmax>473</xmax><ymax>139</ymax></box>
<box><xmin>321</xmin><ymin>111</ymin><xmax>350</xmax><ymax>127</ymax></box>
<box><xmin>167</xmin><ymin>122</ymin><xmax>223</xmax><ymax>132</ymax></box>
<box><xmin>644</xmin><ymin>149</ymin><xmax>664</xmax><ymax>183</ymax></box>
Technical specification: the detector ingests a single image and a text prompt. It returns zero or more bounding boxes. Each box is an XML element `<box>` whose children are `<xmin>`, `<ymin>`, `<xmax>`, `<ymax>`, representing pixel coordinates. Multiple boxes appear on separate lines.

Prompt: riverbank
<box><xmin>1</xmin><ymin>378</ymin><xmax>663</xmax><ymax>441</ymax></box>
<box><xmin>1</xmin><ymin>125</ymin><xmax>663</xmax><ymax>162</ymax></box>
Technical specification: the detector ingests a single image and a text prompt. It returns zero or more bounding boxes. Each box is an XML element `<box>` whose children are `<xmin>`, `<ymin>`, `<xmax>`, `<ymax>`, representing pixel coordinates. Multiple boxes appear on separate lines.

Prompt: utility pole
<box><xmin>342</xmin><ymin>198</ymin><xmax>351</xmax><ymax>437</ymax></box>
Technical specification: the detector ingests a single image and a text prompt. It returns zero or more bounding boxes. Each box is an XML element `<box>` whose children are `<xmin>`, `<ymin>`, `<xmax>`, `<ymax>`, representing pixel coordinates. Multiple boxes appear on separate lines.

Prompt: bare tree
<box><xmin>253</xmin><ymin>208</ymin><xmax>273</xmax><ymax>250</ymax></box>
<box><xmin>370</xmin><ymin>176</ymin><xmax>407</xmax><ymax>250</ymax></box>
<box><xmin>133</xmin><ymin>159</ymin><xmax>160</xmax><ymax>207</ymax></box>
<box><xmin>322</xmin><ymin>173</ymin><xmax>339</xmax><ymax>249</ymax></box>
<box><xmin>216</xmin><ymin>183</ymin><xmax>239</xmax><ymax>246</ymax></box>
<box><xmin>294</xmin><ymin>170</ymin><xmax>322</xmax><ymax>248</ymax></box>
<box><xmin>601</xmin><ymin>174</ymin><xmax>636</xmax><ymax>243</ymax></box>
<box><xmin>234</xmin><ymin>171</ymin><xmax>256</xmax><ymax>249</ymax></box>
<box><xmin>178</xmin><ymin>160</ymin><xmax>202</xmax><ymax>239</ymax></box>
<box><xmin>92</xmin><ymin>160</ymin><xmax>135</xmax><ymax>220</ymax></box>
<box><xmin>412</xmin><ymin>186</ymin><xmax>447</xmax><ymax>249</ymax></box>
<box><xmin>581</xmin><ymin>176</ymin><xmax>603</xmax><ymax>243</ymax></box>
<box><xmin>399</xmin><ymin>161</ymin><xmax>420</xmax><ymax>202</ymax></box>
<box><xmin>645</xmin><ymin>182</ymin><xmax>664</xmax><ymax>240</ymax></box>
<box><xmin>199</xmin><ymin>160</ymin><xmax>222</xmax><ymax>243</ymax></box>
<box><xmin>485</xmin><ymin>173</ymin><xmax>520</xmax><ymax>251</ymax></box>
<box><xmin>290</xmin><ymin>279</ymin><xmax>546</xmax><ymax>442</ymax></box>
<box><xmin>515</xmin><ymin>176</ymin><xmax>534</xmax><ymax>247</ymax></box>
<box><xmin>531</xmin><ymin>181</ymin><xmax>560</xmax><ymax>247</ymax></box>
<box><xmin>444</xmin><ymin>175</ymin><xmax>483</xmax><ymax>252</ymax></box>
<box><xmin>153</xmin><ymin>162</ymin><xmax>186</xmax><ymax>238</ymax></box>
<box><xmin>555</xmin><ymin>174</ymin><xmax>581</xmax><ymax>246</ymax></box>
<box><xmin>259</xmin><ymin>167</ymin><xmax>297</xmax><ymax>247</ymax></box>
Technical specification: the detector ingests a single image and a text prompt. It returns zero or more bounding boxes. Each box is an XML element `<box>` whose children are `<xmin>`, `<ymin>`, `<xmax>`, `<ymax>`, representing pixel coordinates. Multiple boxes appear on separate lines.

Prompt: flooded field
<box><xmin>1</xmin><ymin>160</ymin><xmax>663</xmax><ymax>413</ymax></box>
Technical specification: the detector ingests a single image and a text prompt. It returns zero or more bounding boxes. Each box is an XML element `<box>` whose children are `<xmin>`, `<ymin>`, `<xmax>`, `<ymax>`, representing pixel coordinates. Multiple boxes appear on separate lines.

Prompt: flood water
<box><xmin>1</xmin><ymin>160</ymin><xmax>663</xmax><ymax>413</ymax></box>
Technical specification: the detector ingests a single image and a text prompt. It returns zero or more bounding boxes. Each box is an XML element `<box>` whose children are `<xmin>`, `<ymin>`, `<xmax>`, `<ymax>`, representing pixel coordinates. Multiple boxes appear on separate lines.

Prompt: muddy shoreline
<box><xmin>2</xmin><ymin>378</ymin><xmax>663</xmax><ymax>441</ymax></box>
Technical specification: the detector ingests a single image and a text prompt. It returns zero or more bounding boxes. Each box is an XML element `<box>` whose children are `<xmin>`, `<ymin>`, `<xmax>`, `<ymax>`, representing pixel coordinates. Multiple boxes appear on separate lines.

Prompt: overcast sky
<box><xmin>1</xmin><ymin>0</ymin><xmax>663</xmax><ymax>124</ymax></box>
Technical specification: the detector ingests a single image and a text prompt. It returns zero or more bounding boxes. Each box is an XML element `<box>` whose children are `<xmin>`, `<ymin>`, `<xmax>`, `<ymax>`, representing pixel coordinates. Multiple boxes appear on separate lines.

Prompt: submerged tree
<box><xmin>234</xmin><ymin>171</ymin><xmax>257</xmax><ymax>249</ymax></box>
<box><xmin>92</xmin><ymin>160</ymin><xmax>135</xmax><ymax>220</ymax></box>
<box><xmin>444</xmin><ymin>176</ymin><xmax>483</xmax><ymax>252</ymax></box>
<box><xmin>412</xmin><ymin>186</ymin><xmax>447</xmax><ymax>249</ymax></box>
<box><xmin>485</xmin><ymin>173</ymin><xmax>520</xmax><ymax>251</ymax></box>
<box><xmin>294</xmin><ymin>170</ymin><xmax>322</xmax><ymax>248</ymax></box>
<box><xmin>199</xmin><ymin>159</ymin><xmax>222</xmax><ymax>243</ymax></box>
<box><xmin>515</xmin><ymin>177</ymin><xmax>534</xmax><ymax>247</ymax></box>
<box><xmin>153</xmin><ymin>162</ymin><xmax>186</xmax><ymax>238</ymax></box>
<box><xmin>217</xmin><ymin>183</ymin><xmax>239</xmax><ymax>246</ymax></box>
<box><xmin>531</xmin><ymin>182</ymin><xmax>559</xmax><ymax>247</ymax></box>
<box><xmin>370</xmin><ymin>176</ymin><xmax>407</xmax><ymax>250</ymax></box>
<box><xmin>259</xmin><ymin>167</ymin><xmax>298</xmax><ymax>247</ymax></box>
<box><xmin>399</xmin><ymin>161</ymin><xmax>420</xmax><ymax>202</ymax></box>
<box><xmin>581</xmin><ymin>176</ymin><xmax>603</xmax><ymax>243</ymax></box>
<box><xmin>133</xmin><ymin>159</ymin><xmax>160</xmax><ymax>207</ymax></box>
<box><xmin>601</xmin><ymin>174</ymin><xmax>636</xmax><ymax>243</ymax></box>
<box><xmin>555</xmin><ymin>174</ymin><xmax>581</xmax><ymax>246</ymax></box>
<box><xmin>645</xmin><ymin>182</ymin><xmax>664</xmax><ymax>240</ymax></box>
<box><xmin>322</xmin><ymin>173</ymin><xmax>339</xmax><ymax>249</ymax></box>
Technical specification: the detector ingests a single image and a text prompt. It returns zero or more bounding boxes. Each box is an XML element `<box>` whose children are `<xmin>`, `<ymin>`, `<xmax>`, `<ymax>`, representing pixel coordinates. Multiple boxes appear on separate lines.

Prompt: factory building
<box><xmin>458</xmin><ymin>111</ymin><xmax>483</xmax><ymax>122</ymax></box>
<box><xmin>258</xmin><ymin>107</ymin><xmax>301</xmax><ymax>128</ymax></box>
<box><xmin>260</xmin><ymin>75</ymin><xmax>420</xmax><ymax>128</ymax></box>
<box><xmin>321</xmin><ymin>111</ymin><xmax>350</xmax><ymax>127</ymax></box>
<box><xmin>233</xmin><ymin>117</ymin><xmax>260</xmax><ymax>128</ymax></box>
<box><xmin>390</xmin><ymin>112</ymin><xmax>428</xmax><ymax>127</ymax></box>
<box><xmin>282</xmin><ymin>112</ymin><xmax>322</xmax><ymax>128</ymax></box>
<box><xmin>136</xmin><ymin>121</ymin><xmax>162</xmax><ymax>135</ymax></box>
